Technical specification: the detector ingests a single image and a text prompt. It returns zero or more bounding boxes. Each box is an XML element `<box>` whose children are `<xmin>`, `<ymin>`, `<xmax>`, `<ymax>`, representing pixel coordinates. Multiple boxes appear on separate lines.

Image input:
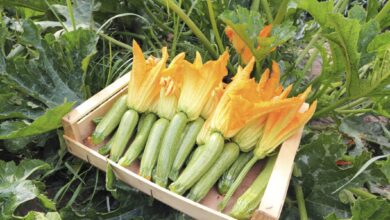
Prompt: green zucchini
<box><xmin>229</xmin><ymin>155</ymin><xmax>277</xmax><ymax>219</ymax></box>
<box><xmin>92</xmin><ymin>95</ymin><xmax>128</xmax><ymax>144</ymax></box>
<box><xmin>109</xmin><ymin>109</ymin><xmax>139</xmax><ymax>162</ymax></box>
<box><xmin>186</xmin><ymin>145</ymin><xmax>204</xmax><ymax>167</ymax></box>
<box><xmin>169</xmin><ymin>132</ymin><xmax>224</xmax><ymax>195</ymax></box>
<box><xmin>98</xmin><ymin>133</ymin><xmax>116</xmax><ymax>155</ymax></box>
<box><xmin>155</xmin><ymin>112</ymin><xmax>188</xmax><ymax>187</ymax></box>
<box><xmin>118</xmin><ymin>113</ymin><xmax>157</xmax><ymax>166</ymax></box>
<box><xmin>139</xmin><ymin>118</ymin><xmax>169</xmax><ymax>180</ymax></box>
<box><xmin>169</xmin><ymin>117</ymin><xmax>204</xmax><ymax>181</ymax></box>
<box><xmin>187</xmin><ymin>143</ymin><xmax>239</xmax><ymax>202</ymax></box>
<box><xmin>218</xmin><ymin>151</ymin><xmax>253</xmax><ymax>195</ymax></box>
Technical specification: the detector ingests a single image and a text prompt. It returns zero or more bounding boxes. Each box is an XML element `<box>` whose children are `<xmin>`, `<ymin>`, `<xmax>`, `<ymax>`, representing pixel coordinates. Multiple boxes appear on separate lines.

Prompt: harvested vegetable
<box><xmin>218</xmin><ymin>151</ymin><xmax>253</xmax><ymax>195</ymax></box>
<box><xmin>232</xmin><ymin>63</ymin><xmax>285</xmax><ymax>152</ymax></box>
<box><xmin>187</xmin><ymin>142</ymin><xmax>239</xmax><ymax>202</ymax></box>
<box><xmin>170</xmin><ymin>59</ymin><xmax>298</xmax><ymax>195</ymax></box>
<box><xmin>169</xmin><ymin>117</ymin><xmax>204</xmax><ymax>181</ymax></box>
<box><xmin>229</xmin><ymin>155</ymin><xmax>277</xmax><ymax>219</ymax></box>
<box><xmin>219</xmin><ymin>90</ymin><xmax>317</xmax><ymax>210</ymax></box>
<box><xmin>139</xmin><ymin>118</ymin><xmax>169</xmax><ymax>180</ymax></box>
<box><xmin>118</xmin><ymin>113</ymin><xmax>157</xmax><ymax>166</ymax></box>
<box><xmin>119</xmin><ymin>52</ymin><xmax>185</xmax><ymax>167</ymax></box>
<box><xmin>154</xmin><ymin>51</ymin><xmax>229</xmax><ymax>187</ymax></box>
<box><xmin>91</xmin><ymin>95</ymin><xmax>128</xmax><ymax>144</ymax></box>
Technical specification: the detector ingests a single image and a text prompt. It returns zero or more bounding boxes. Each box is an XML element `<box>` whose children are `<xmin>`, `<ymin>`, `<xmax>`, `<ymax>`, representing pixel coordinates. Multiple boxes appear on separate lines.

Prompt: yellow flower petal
<box><xmin>209</xmin><ymin>59</ymin><xmax>299</xmax><ymax>138</ymax></box>
<box><xmin>201</xmin><ymin>82</ymin><xmax>225</xmax><ymax>119</ymax></box>
<box><xmin>178</xmin><ymin>51</ymin><xmax>229</xmax><ymax>120</ymax></box>
<box><xmin>128</xmin><ymin>41</ymin><xmax>169</xmax><ymax>112</ymax></box>
<box><xmin>255</xmin><ymin>101</ymin><xmax>317</xmax><ymax>157</ymax></box>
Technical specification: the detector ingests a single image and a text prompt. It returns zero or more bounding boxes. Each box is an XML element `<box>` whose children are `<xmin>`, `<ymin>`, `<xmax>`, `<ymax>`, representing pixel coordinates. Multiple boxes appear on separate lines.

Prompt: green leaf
<box><xmin>0</xmin><ymin>89</ymin><xmax>44</xmax><ymax>120</ymax></box>
<box><xmin>1</xmin><ymin>20</ymin><xmax>98</xmax><ymax>108</ymax></box>
<box><xmin>0</xmin><ymin>102</ymin><xmax>74</xmax><ymax>139</ymax></box>
<box><xmin>351</xmin><ymin>198</ymin><xmax>390</xmax><ymax>220</ymax></box>
<box><xmin>354</xmin><ymin>46</ymin><xmax>390</xmax><ymax>97</ymax></box>
<box><xmin>358</xmin><ymin>20</ymin><xmax>380</xmax><ymax>65</ymax></box>
<box><xmin>219</xmin><ymin>6</ymin><xmax>264</xmax><ymax>50</ymax></box>
<box><xmin>295</xmin><ymin>132</ymin><xmax>387</xmax><ymax>219</ymax></box>
<box><xmin>348</xmin><ymin>5</ymin><xmax>367</xmax><ymax>22</ymax></box>
<box><xmin>254</xmin><ymin>21</ymin><xmax>296</xmax><ymax>60</ymax></box>
<box><xmin>367</xmin><ymin>0</ymin><xmax>381</xmax><ymax>21</ymax></box>
<box><xmin>377</xmin><ymin>157</ymin><xmax>390</xmax><ymax>182</ymax></box>
<box><xmin>0</xmin><ymin>160</ymin><xmax>52</xmax><ymax>219</ymax></box>
<box><xmin>296</xmin><ymin>0</ymin><xmax>334</xmax><ymax>26</ymax></box>
<box><xmin>22</xmin><ymin>211</ymin><xmax>62</xmax><ymax>220</ymax></box>
<box><xmin>339</xmin><ymin>116</ymin><xmax>390</xmax><ymax>156</ymax></box>
<box><xmin>46</xmin><ymin>0</ymin><xmax>97</xmax><ymax>32</ymax></box>
<box><xmin>367</xmin><ymin>32</ymin><xmax>390</xmax><ymax>53</ymax></box>
<box><xmin>324</xmin><ymin>14</ymin><xmax>361</xmax><ymax>97</ymax></box>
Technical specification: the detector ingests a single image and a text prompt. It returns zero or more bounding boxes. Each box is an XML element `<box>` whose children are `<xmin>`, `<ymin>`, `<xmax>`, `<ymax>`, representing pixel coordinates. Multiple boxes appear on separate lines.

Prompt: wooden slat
<box><xmin>65</xmin><ymin>74</ymin><xmax>129</xmax><ymax>124</ymax></box>
<box><xmin>254</xmin><ymin>104</ymin><xmax>309</xmax><ymax>220</ymax></box>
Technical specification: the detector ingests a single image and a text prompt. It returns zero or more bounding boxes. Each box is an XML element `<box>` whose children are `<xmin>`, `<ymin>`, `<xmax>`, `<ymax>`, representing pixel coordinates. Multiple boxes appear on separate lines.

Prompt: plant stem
<box><xmin>273</xmin><ymin>0</ymin><xmax>289</xmax><ymax>25</ymax></box>
<box><xmin>313</xmin><ymin>97</ymin><xmax>349</xmax><ymax>118</ymax></box>
<box><xmin>105</xmin><ymin>41</ymin><xmax>113</xmax><ymax>87</ymax></box>
<box><xmin>349</xmin><ymin>187</ymin><xmax>377</xmax><ymax>199</ymax></box>
<box><xmin>148</xmin><ymin>27</ymin><xmax>163</xmax><ymax>48</ymax></box>
<box><xmin>375</xmin><ymin>1</ymin><xmax>390</xmax><ymax>27</ymax></box>
<box><xmin>294</xmin><ymin>183</ymin><xmax>308</xmax><ymax>220</ymax></box>
<box><xmin>156</xmin><ymin>0</ymin><xmax>218</xmax><ymax>58</ymax></box>
<box><xmin>219</xmin><ymin>156</ymin><xmax>258</xmax><ymax>210</ymax></box>
<box><xmin>293</xmin><ymin>165</ymin><xmax>308</xmax><ymax>220</ymax></box>
<box><xmin>295</xmin><ymin>30</ymin><xmax>321</xmax><ymax>67</ymax></box>
<box><xmin>292</xmin><ymin>49</ymin><xmax>320</xmax><ymax>95</ymax></box>
<box><xmin>99</xmin><ymin>33</ymin><xmax>133</xmax><ymax>51</ymax></box>
<box><xmin>260</xmin><ymin>0</ymin><xmax>273</xmax><ymax>23</ymax></box>
<box><xmin>251</xmin><ymin>0</ymin><xmax>261</xmax><ymax>11</ymax></box>
<box><xmin>336</xmin><ymin>97</ymin><xmax>368</xmax><ymax>111</ymax></box>
<box><xmin>335</xmin><ymin>109</ymin><xmax>372</xmax><ymax>114</ymax></box>
<box><xmin>206</xmin><ymin>0</ymin><xmax>224</xmax><ymax>53</ymax></box>
<box><xmin>143</xmin><ymin>2</ymin><xmax>174</xmax><ymax>33</ymax></box>
<box><xmin>66</xmin><ymin>0</ymin><xmax>76</xmax><ymax>30</ymax></box>
<box><xmin>171</xmin><ymin>0</ymin><xmax>181</xmax><ymax>58</ymax></box>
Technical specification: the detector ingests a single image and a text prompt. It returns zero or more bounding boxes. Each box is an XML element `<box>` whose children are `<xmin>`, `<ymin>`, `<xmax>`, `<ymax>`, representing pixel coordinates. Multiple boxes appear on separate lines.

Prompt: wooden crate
<box><xmin>62</xmin><ymin>73</ymin><xmax>305</xmax><ymax>220</ymax></box>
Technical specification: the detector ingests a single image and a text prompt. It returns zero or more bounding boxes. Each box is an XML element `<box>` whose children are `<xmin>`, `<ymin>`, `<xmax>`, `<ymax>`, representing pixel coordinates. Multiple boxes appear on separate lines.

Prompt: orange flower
<box><xmin>254</xmin><ymin>87</ymin><xmax>317</xmax><ymax>158</ymax></box>
<box><xmin>225</xmin><ymin>26</ymin><xmax>253</xmax><ymax>64</ymax></box>
<box><xmin>232</xmin><ymin>61</ymin><xmax>291</xmax><ymax>151</ymax></box>
<box><xmin>225</xmin><ymin>25</ymin><xmax>273</xmax><ymax>64</ymax></box>
<box><xmin>157</xmin><ymin>53</ymin><xmax>186</xmax><ymax>119</ymax></box>
<box><xmin>178</xmin><ymin>51</ymin><xmax>229</xmax><ymax>120</ymax></box>
<box><xmin>209</xmin><ymin>58</ymin><xmax>299</xmax><ymax>138</ymax></box>
<box><xmin>200</xmin><ymin>82</ymin><xmax>226</xmax><ymax>119</ymax></box>
<box><xmin>127</xmin><ymin>40</ymin><xmax>169</xmax><ymax>112</ymax></box>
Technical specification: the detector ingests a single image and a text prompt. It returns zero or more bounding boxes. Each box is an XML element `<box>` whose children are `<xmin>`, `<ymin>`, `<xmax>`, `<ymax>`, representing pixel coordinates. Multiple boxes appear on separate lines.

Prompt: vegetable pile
<box><xmin>92</xmin><ymin>39</ymin><xmax>316</xmax><ymax>218</ymax></box>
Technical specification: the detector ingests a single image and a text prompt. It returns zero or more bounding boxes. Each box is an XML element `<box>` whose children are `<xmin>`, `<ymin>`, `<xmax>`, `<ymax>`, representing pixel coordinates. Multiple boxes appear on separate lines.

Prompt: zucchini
<box><xmin>98</xmin><ymin>133</ymin><xmax>116</xmax><ymax>155</ymax></box>
<box><xmin>109</xmin><ymin>109</ymin><xmax>139</xmax><ymax>162</ymax></box>
<box><xmin>118</xmin><ymin>113</ymin><xmax>157</xmax><ymax>166</ymax></box>
<box><xmin>229</xmin><ymin>155</ymin><xmax>277</xmax><ymax>219</ymax></box>
<box><xmin>139</xmin><ymin>118</ymin><xmax>169</xmax><ymax>180</ymax></box>
<box><xmin>218</xmin><ymin>151</ymin><xmax>253</xmax><ymax>195</ymax></box>
<box><xmin>155</xmin><ymin>112</ymin><xmax>188</xmax><ymax>187</ymax></box>
<box><xmin>92</xmin><ymin>95</ymin><xmax>128</xmax><ymax>144</ymax></box>
<box><xmin>186</xmin><ymin>145</ymin><xmax>204</xmax><ymax>167</ymax></box>
<box><xmin>218</xmin><ymin>156</ymin><xmax>258</xmax><ymax>210</ymax></box>
<box><xmin>187</xmin><ymin>143</ymin><xmax>239</xmax><ymax>202</ymax></box>
<box><xmin>169</xmin><ymin>117</ymin><xmax>204</xmax><ymax>181</ymax></box>
<box><xmin>169</xmin><ymin>132</ymin><xmax>224</xmax><ymax>195</ymax></box>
